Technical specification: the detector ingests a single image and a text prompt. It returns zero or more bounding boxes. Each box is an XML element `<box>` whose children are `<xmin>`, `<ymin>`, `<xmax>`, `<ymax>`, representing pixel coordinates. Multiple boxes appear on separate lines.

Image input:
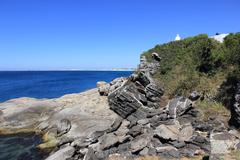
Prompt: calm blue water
<box><xmin>0</xmin><ymin>71</ymin><xmax>132</xmax><ymax>103</ymax></box>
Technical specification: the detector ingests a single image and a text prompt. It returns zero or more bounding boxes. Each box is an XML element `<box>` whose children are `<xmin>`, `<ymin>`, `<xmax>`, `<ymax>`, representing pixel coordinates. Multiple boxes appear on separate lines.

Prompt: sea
<box><xmin>0</xmin><ymin>71</ymin><xmax>132</xmax><ymax>160</ymax></box>
<box><xmin>0</xmin><ymin>71</ymin><xmax>132</xmax><ymax>102</ymax></box>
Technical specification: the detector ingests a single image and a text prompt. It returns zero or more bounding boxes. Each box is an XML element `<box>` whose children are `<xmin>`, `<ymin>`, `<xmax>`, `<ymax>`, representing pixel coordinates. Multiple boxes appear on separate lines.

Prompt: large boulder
<box><xmin>166</xmin><ymin>97</ymin><xmax>192</xmax><ymax>119</ymax></box>
<box><xmin>108</xmin><ymin>82</ymin><xmax>144</xmax><ymax>118</ymax></box>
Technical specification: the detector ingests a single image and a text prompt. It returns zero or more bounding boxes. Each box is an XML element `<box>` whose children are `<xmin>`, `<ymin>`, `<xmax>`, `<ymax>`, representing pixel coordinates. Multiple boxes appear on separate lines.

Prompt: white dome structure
<box><xmin>175</xmin><ymin>34</ymin><xmax>181</xmax><ymax>41</ymax></box>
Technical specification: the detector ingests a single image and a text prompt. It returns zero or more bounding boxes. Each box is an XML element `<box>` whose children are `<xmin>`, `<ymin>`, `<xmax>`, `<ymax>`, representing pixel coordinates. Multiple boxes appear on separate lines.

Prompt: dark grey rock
<box><xmin>189</xmin><ymin>91</ymin><xmax>200</xmax><ymax>101</ymax></box>
<box><xmin>152</xmin><ymin>52</ymin><xmax>161</xmax><ymax>61</ymax></box>
<box><xmin>135</xmin><ymin>72</ymin><xmax>151</xmax><ymax>87</ymax></box>
<box><xmin>108</xmin><ymin>81</ymin><xmax>143</xmax><ymax>118</ymax></box>
<box><xmin>188</xmin><ymin>135</ymin><xmax>210</xmax><ymax>153</ymax></box>
<box><xmin>145</xmin><ymin>83</ymin><xmax>164</xmax><ymax>102</ymax></box>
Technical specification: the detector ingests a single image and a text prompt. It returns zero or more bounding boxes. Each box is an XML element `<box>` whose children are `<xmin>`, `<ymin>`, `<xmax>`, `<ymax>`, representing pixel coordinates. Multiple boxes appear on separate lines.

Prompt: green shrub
<box><xmin>142</xmin><ymin>33</ymin><xmax>239</xmax><ymax>97</ymax></box>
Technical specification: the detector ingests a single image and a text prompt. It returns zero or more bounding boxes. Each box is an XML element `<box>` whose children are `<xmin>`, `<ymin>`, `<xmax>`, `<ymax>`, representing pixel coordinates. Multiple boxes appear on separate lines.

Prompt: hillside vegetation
<box><xmin>143</xmin><ymin>33</ymin><xmax>240</xmax><ymax>109</ymax></box>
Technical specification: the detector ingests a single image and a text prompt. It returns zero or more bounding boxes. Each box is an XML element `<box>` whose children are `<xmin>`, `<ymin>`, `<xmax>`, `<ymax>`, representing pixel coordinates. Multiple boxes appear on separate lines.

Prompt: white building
<box><xmin>211</xmin><ymin>33</ymin><xmax>229</xmax><ymax>43</ymax></box>
<box><xmin>175</xmin><ymin>34</ymin><xmax>181</xmax><ymax>41</ymax></box>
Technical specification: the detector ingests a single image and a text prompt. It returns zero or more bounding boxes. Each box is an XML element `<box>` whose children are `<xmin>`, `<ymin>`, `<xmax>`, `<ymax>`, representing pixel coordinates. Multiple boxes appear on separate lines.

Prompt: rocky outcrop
<box><xmin>62</xmin><ymin>97</ymin><xmax>233</xmax><ymax>160</ymax></box>
<box><xmin>231</xmin><ymin>83</ymin><xmax>240</xmax><ymax>128</ymax></box>
<box><xmin>107</xmin><ymin>55</ymin><xmax>163</xmax><ymax>119</ymax></box>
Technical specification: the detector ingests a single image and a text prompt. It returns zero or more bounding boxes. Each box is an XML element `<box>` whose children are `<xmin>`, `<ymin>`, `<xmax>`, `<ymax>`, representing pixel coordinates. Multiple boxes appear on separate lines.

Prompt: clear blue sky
<box><xmin>0</xmin><ymin>0</ymin><xmax>239</xmax><ymax>70</ymax></box>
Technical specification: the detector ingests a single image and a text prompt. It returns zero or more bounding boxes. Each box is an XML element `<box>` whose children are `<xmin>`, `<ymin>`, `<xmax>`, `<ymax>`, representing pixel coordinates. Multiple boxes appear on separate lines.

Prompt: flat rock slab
<box><xmin>210</xmin><ymin>132</ymin><xmax>239</xmax><ymax>154</ymax></box>
<box><xmin>0</xmin><ymin>89</ymin><xmax>118</xmax><ymax>141</ymax></box>
<box><xmin>154</xmin><ymin>123</ymin><xmax>193</xmax><ymax>141</ymax></box>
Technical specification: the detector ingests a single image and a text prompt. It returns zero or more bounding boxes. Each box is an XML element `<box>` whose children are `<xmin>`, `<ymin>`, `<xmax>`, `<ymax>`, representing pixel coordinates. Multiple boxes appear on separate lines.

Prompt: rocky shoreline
<box><xmin>0</xmin><ymin>88</ymin><xmax>118</xmax><ymax>157</ymax></box>
<box><xmin>1</xmin><ymin>53</ymin><xmax>240</xmax><ymax>160</ymax></box>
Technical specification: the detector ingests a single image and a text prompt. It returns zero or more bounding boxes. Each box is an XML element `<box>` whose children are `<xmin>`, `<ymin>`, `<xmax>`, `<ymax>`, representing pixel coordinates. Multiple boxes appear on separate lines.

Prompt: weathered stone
<box><xmin>58</xmin><ymin>137</ymin><xmax>74</xmax><ymax>147</ymax></box>
<box><xmin>56</xmin><ymin>119</ymin><xmax>71</xmax><ymax>136</ymax></box>
<box><xmin>148</xmin><ymin>147</ymin><xmax>157</xmax><ymax>156</ymax></box>
<box><xmin>85</xmin><ymin>130</ymin><xmax>106</xmax><ymax>143</ymax></box>
<box><xmin>154</xmin><ymin>123</ymin><xmax>193</xmax><ymax>142</ymax></box>
<box><xmin>114</xmin><ymin>120</ymin><xmax>130</xmax><ymax>138</ymax></box>
<box><xmin>137</xmin><ymin>118</ymin><xmax>149</xmax><ymax>125</ymax></box>
<box><xmin>107</xmin><ymin>154</ymin><xmax>128</xmax><ymax>160</ymax></box>
<box><xmin>145</xmin><ymin>83</ymin><xmax>164</xmax><ymax>102</ymax></box>
<box><xmin>135</xmin><ymin>72</ymin><xmax>151</xmax><ymax>87</ymax></box>
<box><xmin>109</xmin><ymin>77</ymin><xmax>127</xmax><ymax>94</ymax></box>
<box><xmin>130</xmin><ymin>134</ymin><xmax>151</xmax><ymax>153</ymax></box>
<box><xmin>157</xmin><ymin>146</ymin><xmax>180</xmax><ymax>159</ymax></box>
<box><xmin>71</xmin><ymin>138</ymin><xmax>91</xmax><ymax>148</ymax></box>
<box><xmin>156</xmin><ymin>145</ymin><xmax>178</xmax><ymax>152</ymax></box>
<box><xmin>139</xmin><ymin>147</ymin><xmax>149</xmax><ymax>156</ymax></box>
<box><xmin>189</xmin><ymin>91</ymin><xmax>200</xmax><ymax>101</ymax></box>
<box><xmin>118</xmin><ymin>143</ymin><xmax>130</xmax><ymax>153</ymax></box>
<box><xmin>150</xmin><ymin>137</ymin><xmax>162</xmax><ymax>148</ymax></box>
<box><xmin>45</xmin><ymin>146</ymin><xmax>75</xmax><ymax>160</ymax></box>
<box><xmin>83</xmin><ymin>148</ymin><xmax>98</xmax><ymax>160</ymax></box>
<box><xmin>166</xmin><ymin>97</ymin><xmax>192</xmax><ymax>118</ymax></box>
<box><xmin>180</xmin><ymin>123</ymin><xmax>194</xmax><ymax>141</ymax></box>
<box><xmin>210</xmin><ymin>132</ymin><xmax>239</xmax><ymax>154</ymax></box>
<box><xmin>169</xmin><ymin>141</ymin><xmax>185</xmax><ymax>148</ymax></box>
<box><xmin>97</xmin><ymin>81</ymin><xmax>110</xmax><ymax>96</ymax></box>
<box><xmin>189</xmin><ymin>135</ymin><xmax>210</xmax><ymax>152</ymax></box>
<box><xmin>108</xmin><ymin>82</ymin><xmax>143</xmax><ymax>118</ymax></box>
<box><xmin>106</xmin><ymin>116</ymin><xmax>123</xmax><ymax>133</ymax></box>
<box><xmin>98</xmin><ymin>133</ymin><xmax>119</xmax><ymax>150</ymax></box>
<box><xmin>128</xmin><ymin>125</ymin><xmax>142</xmax><ymax>137</ymax></box>
<box><xmin>154</xmin><ymin>124</ymin><xmax>180</xmax><ymax>141</ymax></box>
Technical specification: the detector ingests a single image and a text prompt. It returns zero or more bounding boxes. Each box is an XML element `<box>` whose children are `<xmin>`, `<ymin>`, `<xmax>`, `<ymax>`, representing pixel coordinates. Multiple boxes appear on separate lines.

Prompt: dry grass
<box><xmin>195</xmin><ymin>100</ymin><xmax>230</xmax><ymax>122</ymax></box>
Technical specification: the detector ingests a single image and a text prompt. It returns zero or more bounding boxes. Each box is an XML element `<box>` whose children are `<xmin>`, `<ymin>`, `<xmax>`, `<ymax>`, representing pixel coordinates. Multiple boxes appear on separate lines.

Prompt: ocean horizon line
<box><xmin>0</xmin><ymin>69</ymin><xmax>135</xmax><ymax>72</ymax></box>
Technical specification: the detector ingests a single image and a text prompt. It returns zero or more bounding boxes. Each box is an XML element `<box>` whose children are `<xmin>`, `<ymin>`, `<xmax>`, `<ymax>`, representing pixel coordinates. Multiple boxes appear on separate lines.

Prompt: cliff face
<box><xmin>108</xmin><ymin>54</ymin><xmax>163</xmax><ymax>119</ymax></box>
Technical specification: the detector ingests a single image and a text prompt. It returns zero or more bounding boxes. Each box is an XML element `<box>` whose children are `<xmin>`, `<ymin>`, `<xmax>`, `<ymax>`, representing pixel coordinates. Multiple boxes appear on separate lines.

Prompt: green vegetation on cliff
<box><xmin>143</xmin><ymin>33</ymin><xmax>240</xmax><ymax>101</ymax></box>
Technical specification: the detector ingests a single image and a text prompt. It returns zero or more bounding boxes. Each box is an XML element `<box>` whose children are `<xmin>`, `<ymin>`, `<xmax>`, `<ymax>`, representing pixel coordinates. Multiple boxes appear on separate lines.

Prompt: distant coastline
<box><xmin>0</xmin><ymin>68</ymin><xmax>135</xmax><ymax>72</ymax></box>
